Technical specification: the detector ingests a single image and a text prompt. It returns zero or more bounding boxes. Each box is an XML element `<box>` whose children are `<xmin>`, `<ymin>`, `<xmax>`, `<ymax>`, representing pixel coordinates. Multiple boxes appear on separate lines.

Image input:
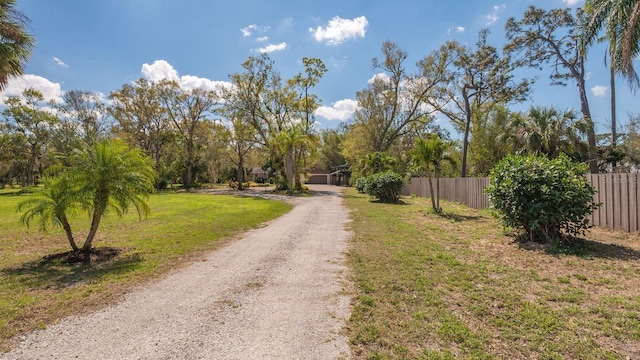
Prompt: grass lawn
<box><xmin>0</xmin><ymin>191</ymin><xmax>291</xmax><ymax>351</ymax></box>
<box><xmin>344</xmin><ymin>189</ymin><xmax>640</xmax><ymax>359</ymax></box>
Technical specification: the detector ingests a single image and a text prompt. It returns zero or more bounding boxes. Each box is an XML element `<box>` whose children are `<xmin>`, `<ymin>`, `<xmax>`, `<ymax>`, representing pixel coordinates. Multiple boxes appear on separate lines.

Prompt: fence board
<box><xmin>620</xmin><ymin>174</ymin><xmax>629</xmax><ymax>232</ymax></box>
<box><xmin>404</xmin><ymin>174</ymin><xmax>640</xmax><ymax>232</ymax></box>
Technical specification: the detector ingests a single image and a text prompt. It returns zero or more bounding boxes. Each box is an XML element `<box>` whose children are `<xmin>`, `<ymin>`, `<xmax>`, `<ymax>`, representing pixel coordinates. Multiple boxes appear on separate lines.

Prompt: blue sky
<box><xmin>3</xmin><ymin>0</ymin><xmax>638</xmax><ymax>137</ymax></box>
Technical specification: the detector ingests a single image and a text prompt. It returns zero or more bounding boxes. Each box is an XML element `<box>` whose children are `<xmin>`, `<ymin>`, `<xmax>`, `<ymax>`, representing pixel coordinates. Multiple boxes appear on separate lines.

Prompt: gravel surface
<box><xmin>3</xmin><ymin>185</ymin><xmax>352</xmax><ymax>360</ymax></box>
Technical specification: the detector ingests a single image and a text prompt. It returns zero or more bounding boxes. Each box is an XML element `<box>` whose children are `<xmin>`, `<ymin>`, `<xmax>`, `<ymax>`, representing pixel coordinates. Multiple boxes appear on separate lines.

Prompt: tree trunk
<box><xmin>286</xmin><ymin>150</ymin><xmax>294</xmax><ymax>192</ymax></box>
<box><xmin>61</xmin><ymin>214</ymin><xmax>78</xmax><ymax>252</ymax></box>
<box><xmin>610</xmin><ymin>64</ymin><xmax>617</xmax><ymax>146</ymax></box>
<box><xmin>428</xmin><ymin>175</ymin><xmax>438</xmax><ymax>213</ymax></box>
<box><xmin>82</xmin><ymin>207</ymin><xmax>103</xmax><ymax>252</ymax></box>
<box><xmin>237</xmin><ymin>156</ymin><xmax>245</xmax><ymax>190</ymax></box>
<box><xmin>435</xmin><ymin>174</ymin><xmax>441</xmax><ymax>213</ymax></box>
<box><xmin>27</xmin><ymin>145</ymin><xmax>37</xmax><ymax>186</ymax></box>
<box><xmin>184</xmin><ymin>140</ymin><xmax>194</xmax><ymax>188</ymax></box>
<box><xmin>577</xmin><ymin>70</ymin><xmax>599</xmax><ymax>174</ymax></box>
<box><xmin>460</xmin><ymin>87</ymin><xmax>472</xmax><ymax>178</ymax></box>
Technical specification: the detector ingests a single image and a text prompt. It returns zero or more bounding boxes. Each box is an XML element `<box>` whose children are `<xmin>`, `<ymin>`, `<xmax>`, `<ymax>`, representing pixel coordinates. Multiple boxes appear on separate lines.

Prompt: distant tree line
<box><xmin>2</xmin><ymin>2</ymin><xmax>640</xmax><ymax>194</ymax></box>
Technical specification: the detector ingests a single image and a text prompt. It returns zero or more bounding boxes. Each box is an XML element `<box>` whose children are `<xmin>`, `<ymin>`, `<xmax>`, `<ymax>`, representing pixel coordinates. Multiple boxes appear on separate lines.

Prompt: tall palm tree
<box><xmin>411</xmin><ymin>134</ymin><xmax>456</xmax><ymax>213</ymax></box>
<box><xmin>0</xmin><ymin>0</ymin><xmax>34</xmax><ymax>90</ymax></box>
<box><xmin>582</xmin><ymin>0</ymin><xmax>640</xmax><ymax>88</ymax></box>
<box><xmin>275</xmin><ymin>124</ymin><xmax>314</xmax><ymax>192</ymax></box>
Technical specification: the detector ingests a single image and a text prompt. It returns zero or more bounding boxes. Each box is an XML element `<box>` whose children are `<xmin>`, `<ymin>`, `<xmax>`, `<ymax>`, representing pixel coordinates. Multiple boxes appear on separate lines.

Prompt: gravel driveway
<box><xmin>3</xmin><ymin>184</ymin><xmax>352</xmax><ymax>360</ymax></box>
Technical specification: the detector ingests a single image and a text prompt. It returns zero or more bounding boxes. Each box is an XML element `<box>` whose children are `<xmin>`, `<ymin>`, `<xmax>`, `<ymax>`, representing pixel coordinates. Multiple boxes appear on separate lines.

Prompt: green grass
<box><xmin>0</xmin><ymin>192</ymin><xmax>291</xmax><ymax>350</ymax></box>
<box><xmin>344</xmin><ymin>189</ymin><xmax>640</xmax><ymax>359</ymax></box>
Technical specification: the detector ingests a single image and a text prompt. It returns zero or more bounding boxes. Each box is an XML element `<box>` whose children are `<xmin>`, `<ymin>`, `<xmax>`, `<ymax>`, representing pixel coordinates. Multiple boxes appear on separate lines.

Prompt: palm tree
<box><xmin>505</xmin><ymin>106</ymin><xmax>589</xmax><ymax>160</ymax></box>
<box><xmin>582</xmin><ymin>0</ymin><xmax>640</xmax><ymax>88</ymax></box>
<box><xmin>359</xmin><ymin>151</ymin><xmax>397</xmax><ymax>177</ymax></box>
<box><xmin>17</xmin><ymin>139</ymin><xmax>156</xmax><ymax>253</ymax></box>
<box><xmin>275</xmin><ymin>124</ymin><xmax>314</xmax><ymax>192</ymax></box>
<box><xmin>411</xmin><ymin>135</ymin><xmax>456</xmax><ymax>213</ymax></box>
<box><xmin>0</xmin><ymin>0</ymin><xmax>34</xmax><ymax>90</ymax></box>
<box><xmin>70</xmin><ymin>139</ymin><xmax>156</xmax><ymax>252</ymax></box>
<box><xmin>17</xmin><ymin>176</ymin><xmax>80</xmax><ymax>251</ymax></box>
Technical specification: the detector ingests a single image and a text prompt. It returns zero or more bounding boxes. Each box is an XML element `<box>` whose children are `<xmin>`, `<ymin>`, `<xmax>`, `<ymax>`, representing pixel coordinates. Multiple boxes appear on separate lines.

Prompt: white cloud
<box><xmin>591</xmin><ymin>85</ymin><xmax>607</xmax><ymax>97</ymax></box>
<box><xmin>314</xmin><ymin>99</ymin><xmax>359</xmax><ymax>121</ymax></box>
<box><xmin>256</xmin><ymin>36</ymin><xmax>269</xmax><ymax>42</ymax></box>
<box><xmin>141</xmin><ymin>59</ymin><xmax>179</xmax><ymax>82</ymax></box>
<box><xmin>257</xmin><ymin>42</ymin><xmax>288</xmax><ymax>53</ymax></box>
<box><xmin>585</xmin><ymin>72</ymin><xmax>593</xmax><ymax>81</ymax></box>
<box><xmin>0</xmin><ymin>74</ymin><xmax>64</xmax><ymax>104</ymax></box>
<box><xmin>141</xmin><ymin>60</ymin><xmax>232</xmax><ymax>94</ymax></box>
<box><xmin>447</xmin><ymin>26</ymin><xmax>465</xmax><ymax>35</ymax></box>
<box><xmin>309</xmin><ymin>16</ymin><xmax>368</xmax><ymax>45</ymax></box>
<box><xmin>52</xmin><ymin>56</ymin><xmax>69</xmax><ymax>68</ymax></box>
<box><xmin>241</xmin><ymin>24</ymin><xmax>269</xmax><ymax>37</ymax></box>
<box><xmin>368</xmin><ymin>72</ymin><xmax>391</xmax><ymax>85</ymax></box>
<box><xmin>485</xmin><ymin>4</ymin><xmax>506</xmax><ymax>25</ymax></box>
<box><xmin>562</xmin><ymin>0</ymin><xmax>583</xmax><ymax>6</ymax></box>
<box><xmin>241</xmin><ymin>24</ymin><xmax>257</xmax><ymax>37</ymax></box>
<box><xmin>180</xmin><ymin>75</ymin><xmax>233</xmax><ymax>93</ymax></box>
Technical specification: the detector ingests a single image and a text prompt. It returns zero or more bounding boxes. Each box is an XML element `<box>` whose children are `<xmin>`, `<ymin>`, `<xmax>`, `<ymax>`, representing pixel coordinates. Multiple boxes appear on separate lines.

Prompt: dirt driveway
<box><xmin>3</xmin><ymin>184</ymin><xmax>352</xmax><ymax>360</ymax></box>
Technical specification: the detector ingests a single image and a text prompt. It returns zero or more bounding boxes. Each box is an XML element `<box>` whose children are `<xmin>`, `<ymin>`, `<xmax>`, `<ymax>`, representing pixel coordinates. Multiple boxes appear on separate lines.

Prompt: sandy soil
<box><xmin>3</xmin><ymin>185</ymin><xmax>352</xmax><ymax>360</ymax></box>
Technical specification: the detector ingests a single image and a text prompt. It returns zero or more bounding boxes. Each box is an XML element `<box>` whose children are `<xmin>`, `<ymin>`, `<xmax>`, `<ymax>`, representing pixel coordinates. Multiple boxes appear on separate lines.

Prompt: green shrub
<box><xmin>353</xmin><ymin>177</ymin><xmax>367</xmax><ymax>193</ymax></box>
<box><xmin>486</xmin><ymin>154</ymin><xmax>599</xmax><ymax>243</ymax></box>
<box><xmin>363</xmin><ymin>171</ymin><xmax>403</xmax><ymax>203</ymax></box>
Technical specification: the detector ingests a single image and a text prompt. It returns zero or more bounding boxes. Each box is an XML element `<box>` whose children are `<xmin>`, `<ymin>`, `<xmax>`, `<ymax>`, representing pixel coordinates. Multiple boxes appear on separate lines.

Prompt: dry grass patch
<box><xmin>344</xmin><ymin>189</ymin><xmax>640</xmax><ymax>359</ymax></box>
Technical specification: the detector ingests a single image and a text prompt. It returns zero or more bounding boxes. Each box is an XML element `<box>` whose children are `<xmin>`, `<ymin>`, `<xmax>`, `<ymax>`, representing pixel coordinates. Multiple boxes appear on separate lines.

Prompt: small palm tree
<box><xmin>411</xmin><ymin>135</ymin><xmax>457</xmax><ymax>213</ymax></box>
<box><xmin>0</xmin><ymin>0</ymin><xmax>34</xmax><ymax>90</ymax></box>
<box><xmin>71</xmin><ymin>139</ymin><xmax>156</xmax><ymax>252</ymax></box>
<box><xmin>17</xmin><ymin>139</ymin><xmax>156</xmax><ymax>253</ymax></box>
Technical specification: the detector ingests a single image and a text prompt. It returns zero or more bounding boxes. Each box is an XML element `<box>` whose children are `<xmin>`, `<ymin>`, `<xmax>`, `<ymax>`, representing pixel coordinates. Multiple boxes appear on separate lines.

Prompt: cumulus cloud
<box><xmin>180</xmin><ymin>75</ymin><xmax>234</xmax><ymax>93</ymax></box>
<box><xmin>141</xmin><ymin>60</ymin><xmax>179</xmax><ymax>82</ymax></box>
<box><xmin>485</xmin><ymin>4</ymin><xmax>506</xmax><ymax>25</ymax></box>
<box><xmin>447</xmin><ymin>26</ymin><xmax>465</xmax><ymax>35</ymax></box>
<box><xmin>257</xmin><ymin>42</ymin><xmax>288</xmax><ymax>53</ymax></box>
<box><xmin>52</xmin><ymin>56</ymin><xmax>69</xmax><ymax>68</ymax></box>
<box><xmin>591</xmin><ymin>85</ymin><xmax>607</xmax><ymax>97</ymax></box>
<box><xmin>141</xmin><ymin>60</ymin><xmax>232</xmax><ymax>93</ymax></box>
<box><xmin>256</xmin><ymin>36</ymin><xmax>269</xmax><ymax>42</ymax></box>
<box><xmin>309</xmin><ymin>16</ymin><xmax>368</xmax><ymax>45</ymax></box>
<box><xmin>0</xmin><ymin>74</ymin><xmax>64</xmax><ymax>103</ymax></box>
<box><xmin>368</xmin><ymin>72</ymin><xmax>391</xmax><ymax>85</ymax></box>
<box><xmin>241</xmin><ymin>24</ymin><xmax>269</xmax><ymax>37</ymax></box>
<box><xmin>314</xmin><ymin>99</ymin><xmax>359</xmax><ymax>121</ymax></box>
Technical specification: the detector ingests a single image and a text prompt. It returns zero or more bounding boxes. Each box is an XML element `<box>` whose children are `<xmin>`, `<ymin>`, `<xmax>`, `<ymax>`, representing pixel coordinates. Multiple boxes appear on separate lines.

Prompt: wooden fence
<box><xmin>403</xmin><ymin>174</ymin><xmax>640</xmax><ymax>232</ymax></box>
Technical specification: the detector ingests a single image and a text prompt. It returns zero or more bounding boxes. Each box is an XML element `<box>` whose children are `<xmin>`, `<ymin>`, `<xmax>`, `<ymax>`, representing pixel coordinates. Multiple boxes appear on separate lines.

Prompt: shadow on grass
<box><xmin>0</xmin><ymin>247</ymin><xmax>143</xmax><ymax>289</ymax></box>
<box><xmin>438</xmin><ymin>211</ymin><xmax>483</xmax><ymax>222</ymax></box>
<box><xmin>415</xmin><ymin>208</ymin><xmax>484</xmax><ymax>221</ymax></box>
<box><xmin>516</xmin><ymin>236</ymin><xmax>640</xmax><ymax>261</ymax></box>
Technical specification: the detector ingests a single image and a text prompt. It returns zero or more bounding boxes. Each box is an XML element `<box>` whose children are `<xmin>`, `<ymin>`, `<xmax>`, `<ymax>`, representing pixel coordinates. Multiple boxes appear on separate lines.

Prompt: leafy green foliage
<box><xmin>17</xmin><ymin>139</ymin><xmax>156</xmax><ymax>252</ymax></box>
<box><xmin>486</xmin><ymin>154</ymin><xmax>599</xmax><ymax>243</ymax></box>
<box><xmin>363</xmin><ymin>171</ymin><xmax>403</xmax><ymax>203</ymax></box>
<box><xmin>353</xmin><ymin>177</ymin><xmax>367</xmax><ymax>194</ymax></box>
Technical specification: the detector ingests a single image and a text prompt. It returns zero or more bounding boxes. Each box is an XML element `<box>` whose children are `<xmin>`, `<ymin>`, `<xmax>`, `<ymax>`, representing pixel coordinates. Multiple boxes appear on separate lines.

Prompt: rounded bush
<box><xmin>353</xmin><ymin>177</ymin><xmax>367</xmax><ymax>193</ymax></box>
<box><xmin>363</xmin><ymin>171</ymin><xmax>403</xmax><ymax>203</ymax></box>
<box><xmin>486</xmin><ymin>154</ymin><xmax>599</xmax><ymax>243</ymax></box>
